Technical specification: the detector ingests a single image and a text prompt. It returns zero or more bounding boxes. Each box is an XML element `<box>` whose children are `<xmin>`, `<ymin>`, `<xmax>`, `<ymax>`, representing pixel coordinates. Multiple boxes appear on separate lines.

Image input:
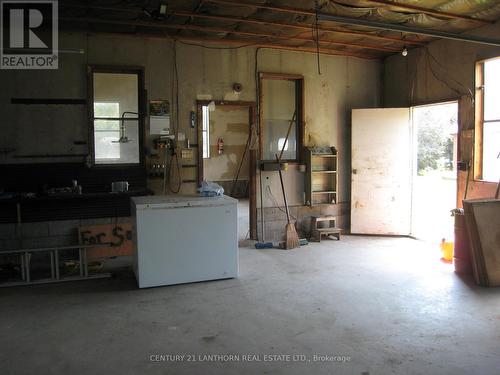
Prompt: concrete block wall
<box><xmin>256</xmin><ymin>203</ymin><xmax>349</xmax><ymax>242</ymax></box>
<box><xmin>0</xmin><ymin>217</ymin><xmax>131</xmax><ymax>252</ymax></box>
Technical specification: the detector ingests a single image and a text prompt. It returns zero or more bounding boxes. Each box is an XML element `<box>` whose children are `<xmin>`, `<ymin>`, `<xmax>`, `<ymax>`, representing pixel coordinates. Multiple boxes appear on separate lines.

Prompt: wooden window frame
<box><xmin>474</xmin><ymin>57</ymin><xmax>500</xmax><ymax>181</ymax></box>
<box><xmin>258</xmin><ymin>72</ymin><xmax>305</xmax><ymax>163</ymax></box>
<box><xmin>87</xmin><ymin>65</ymin><xmax>146</xmax><ymax>168</ymax></box>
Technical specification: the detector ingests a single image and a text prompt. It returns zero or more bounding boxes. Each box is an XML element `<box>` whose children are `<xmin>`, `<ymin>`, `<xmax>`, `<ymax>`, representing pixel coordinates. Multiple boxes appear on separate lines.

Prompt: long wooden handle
<box><xmin>278</xmin><ymin>111</ymin><xmax>297</xmax><ymax>161</ymax></box>
<box><xmin>276</xmin><ymin>154</ymin><xmax>291</xmax><ymax>224</ymax></box>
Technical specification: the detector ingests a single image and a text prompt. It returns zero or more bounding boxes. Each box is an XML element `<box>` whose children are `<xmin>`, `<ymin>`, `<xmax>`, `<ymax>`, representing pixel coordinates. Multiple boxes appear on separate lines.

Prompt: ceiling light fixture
<box><xmin>401</xmin><ymin>46</ymin><xmax>408</xmax><ymax>57</ymax></box>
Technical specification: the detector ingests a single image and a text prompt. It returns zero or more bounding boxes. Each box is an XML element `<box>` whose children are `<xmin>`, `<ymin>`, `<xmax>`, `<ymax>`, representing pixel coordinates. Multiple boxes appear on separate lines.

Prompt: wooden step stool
<box><xmin>310</xmin><ymin>215</ymin><xmax>341</xmax><ymax>242</ymax></box>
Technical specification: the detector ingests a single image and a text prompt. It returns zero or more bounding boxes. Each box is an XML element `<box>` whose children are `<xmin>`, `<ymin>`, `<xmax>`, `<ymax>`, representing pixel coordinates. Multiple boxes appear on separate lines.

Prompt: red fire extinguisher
<box><xmin>217</xmin><ymin>137</ymin><xmax>224</xmax><ymax>155</ymax></box>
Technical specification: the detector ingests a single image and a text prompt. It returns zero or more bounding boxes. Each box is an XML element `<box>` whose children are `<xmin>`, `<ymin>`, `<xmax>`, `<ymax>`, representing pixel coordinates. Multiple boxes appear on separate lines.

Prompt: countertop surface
<box><xmin>0</xmin><ymin>189</ymin><xmax>152</xmax><ymax>202</ymax></box>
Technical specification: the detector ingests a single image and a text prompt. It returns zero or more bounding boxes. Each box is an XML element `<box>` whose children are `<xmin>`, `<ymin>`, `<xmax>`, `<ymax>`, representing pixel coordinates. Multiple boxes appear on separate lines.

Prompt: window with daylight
<box><xmin>475</xmin><ymin>57</ymin><xmax>500</xmax><ymax>182</ymax></box>
<box><xmin>259</xmin><ymin>73</ymin><xmax>304</xmax><ymax>162</ymax></box>
<box><xmin>89</xmin><ymin>67</ymin><xmax>144</xmax><ymax>165</ymax></box>
<box><xmin>94</xmin><ymin>103</ymin><xmax>121</xmax><ymax>160</ymax></box>
<box><xmin>202</xmin><ymin>105</ymin><xmax>210</xmax><ymax>159</ymax></box>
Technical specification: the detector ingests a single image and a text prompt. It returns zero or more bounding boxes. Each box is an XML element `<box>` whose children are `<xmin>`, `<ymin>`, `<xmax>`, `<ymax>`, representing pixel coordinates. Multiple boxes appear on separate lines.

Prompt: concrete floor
<box><xmin>1</xmin><ymin>236</ymin><xmax>500</xmax><ymax>375</ymax></box>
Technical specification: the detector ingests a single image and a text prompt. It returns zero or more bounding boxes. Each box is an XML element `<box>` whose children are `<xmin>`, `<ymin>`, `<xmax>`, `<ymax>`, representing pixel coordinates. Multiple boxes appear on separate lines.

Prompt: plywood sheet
<box><xmin>79</xmin><ymin>223</ymin><xmax>134</xmax><ymax>260</ymax></box>
<box><xmin>463</xmin><ymin>199</ymin><xmax>500</xmax><ymax>287</ymax></box>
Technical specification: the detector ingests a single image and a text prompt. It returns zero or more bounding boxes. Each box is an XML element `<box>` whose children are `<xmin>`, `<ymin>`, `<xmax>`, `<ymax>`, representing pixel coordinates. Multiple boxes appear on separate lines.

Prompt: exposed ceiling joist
<box><xmin>170</xmin><ymin>10</ymin><xmax>424</xmax><ymax>46</ymax></box>
<box><xmin>60</xmin><ymin>3</ymin><xmax>423</xmax><ymax>46</ymax></box>
<box><xmin>177</xmin><ymin>36</ymin><xmax>377</xmax><ymax>59</ymax></box>
<box><xmin>205</xmin><ymin>0</ymin><xmax>315</xmax><ymax>16</ymax></box>
<box><xmin>317</xmin><ymin>12</ymin><xmax>500</xmax><ymax>47</ymax></box>
<box><xmin>60</xmin><ymin>17</ymin><xmax>377</xmax><ymax>58</ymax></box>
<box><xmin>207</xmin><ymin>0</ymin><xmax>500</xmax><ymax>47</ymax></box>
<box><xmin>78</xmin><ymin>30</ymin><xmax>376</xmax><ymax>59</ymax></box>
<box><xmin>207</xmin><ymin>0</ymin><xmax>493</xmax><ymax>25</ymax></box>
<box><xmin>349</xmin><ymin>0</ymin><xmax>493</xmax><ymax>25</ymax></box>
<box><xmin>61</xmin><ymin>16</ymin><xmax>398</xmax><ymax>53</ymax></box>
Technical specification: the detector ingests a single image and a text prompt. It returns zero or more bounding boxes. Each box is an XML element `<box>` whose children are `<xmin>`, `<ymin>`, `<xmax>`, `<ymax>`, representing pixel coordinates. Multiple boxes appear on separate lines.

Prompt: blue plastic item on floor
<box><xmin>255</xmin><ymin>242</ymin><xmax>273</xmax><ymax>249</ymax></box>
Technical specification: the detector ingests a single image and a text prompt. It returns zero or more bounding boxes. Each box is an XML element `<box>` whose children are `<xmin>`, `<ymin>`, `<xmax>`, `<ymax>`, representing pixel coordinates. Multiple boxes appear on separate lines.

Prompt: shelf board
<box><xmin>317</xmin><ymin>227</ymin><xmax>341</xmax><ymax>233</ymax></box>
<box><xmin>312</xmin><ymin>170</ymin><xmax>336</xmax><ymax>173</ymax></box>
<box><xmin>312</xmin><ymin>190</ymin><xmax>337</xmax><ymax>194</ymax></box>
<box><xmin>312</xmin><ymin>154</ymin><xmax>337</xmax><ymax>157</ymax></box>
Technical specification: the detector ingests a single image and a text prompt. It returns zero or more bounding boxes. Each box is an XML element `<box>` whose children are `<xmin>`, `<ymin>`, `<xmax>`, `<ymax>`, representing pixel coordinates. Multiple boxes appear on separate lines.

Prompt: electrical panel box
<box><xmin>150</xmin><ymin>116</ymin><xmax>170</xmax><ymax>135</ymax></box>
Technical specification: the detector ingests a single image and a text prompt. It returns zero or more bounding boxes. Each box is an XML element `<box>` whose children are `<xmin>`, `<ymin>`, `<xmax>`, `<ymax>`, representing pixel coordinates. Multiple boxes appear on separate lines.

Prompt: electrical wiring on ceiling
<box><xmin>408</xmin><ymin>47</ymin><xmax>419</xmax><ymax>104</ymax></box>
<box><xmin>177</xmin><ymin>40</ymin><xmax>263</xmax><ymax>50</ymax></box>
<box><xmin>424</xmin><ymin>47</ymin><xmax>474</xmax><ymax>101</ymax></box>
<box><xmin>406</xmin><ymin>46</ymin><xmax>474</xmax><ymax>104</ymax></box>
<box><xmin>314</xmin><ymin>5</ymin><xmax>321</xmax><ymax>75</ymax></box>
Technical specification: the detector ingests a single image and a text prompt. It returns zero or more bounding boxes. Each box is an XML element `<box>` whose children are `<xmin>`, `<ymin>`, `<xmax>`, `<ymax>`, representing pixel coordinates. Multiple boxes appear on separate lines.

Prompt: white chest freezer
<box><xmin>131</xmin><ymin>195</ymin><xmax>238</xmax><ymax>288</ymax></box>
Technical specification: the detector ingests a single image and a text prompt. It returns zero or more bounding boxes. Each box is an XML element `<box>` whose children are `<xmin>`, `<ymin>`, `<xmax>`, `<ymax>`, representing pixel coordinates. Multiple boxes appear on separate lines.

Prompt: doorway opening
<box><xmin>411</xmin><ymin>101</ymin><xmax>458</xmax><ymax>244</ymax></box>
<box><xmin>197</xmin><ymin>101</ymin><xmax>257</xmax><ymax>243</ymax></box>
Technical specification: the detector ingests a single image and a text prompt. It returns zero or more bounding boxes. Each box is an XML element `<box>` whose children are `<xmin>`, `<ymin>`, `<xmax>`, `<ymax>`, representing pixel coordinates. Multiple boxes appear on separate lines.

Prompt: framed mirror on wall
<box><xmin>87</xmin><ymin>66</ymin><xmax>145</xmax><ymax>166</ymax></box>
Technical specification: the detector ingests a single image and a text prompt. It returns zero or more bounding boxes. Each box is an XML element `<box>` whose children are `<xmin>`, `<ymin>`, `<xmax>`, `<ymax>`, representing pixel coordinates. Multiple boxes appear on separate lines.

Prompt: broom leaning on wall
<box><xmin>275</xmin><ymin>111</ymin><xmax>300</xmax><ymax>250</ymax></box>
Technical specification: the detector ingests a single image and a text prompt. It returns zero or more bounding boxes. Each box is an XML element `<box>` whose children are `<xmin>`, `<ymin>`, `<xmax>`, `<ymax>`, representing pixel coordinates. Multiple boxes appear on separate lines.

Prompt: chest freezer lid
<box><xmin>132</xmin><ymin>194</ymin><xmax>238</xmax><ymax>209</ymax></box>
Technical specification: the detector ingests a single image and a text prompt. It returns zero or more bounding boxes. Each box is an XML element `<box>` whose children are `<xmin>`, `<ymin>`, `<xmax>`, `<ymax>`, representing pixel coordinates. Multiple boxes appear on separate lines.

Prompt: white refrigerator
<box><xmin>131</xmin><ymin>195</ymin><xmax>238</xmax><ymax>288</ymax></box>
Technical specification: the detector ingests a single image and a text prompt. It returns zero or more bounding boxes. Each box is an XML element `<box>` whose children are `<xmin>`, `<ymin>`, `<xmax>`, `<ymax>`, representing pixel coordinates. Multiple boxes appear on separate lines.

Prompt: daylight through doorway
<box><xmin>411</xmin><ymin>102</ymin><xmax>458</xmax><ymax>244</ymax></box>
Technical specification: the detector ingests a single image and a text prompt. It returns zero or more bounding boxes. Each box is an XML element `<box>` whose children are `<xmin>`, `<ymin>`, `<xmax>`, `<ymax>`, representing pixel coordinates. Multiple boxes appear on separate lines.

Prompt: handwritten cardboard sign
<box><xmin>79</xmin><ymin>223</ymin><xmax>135</xmax><ymax>260</ymax></box>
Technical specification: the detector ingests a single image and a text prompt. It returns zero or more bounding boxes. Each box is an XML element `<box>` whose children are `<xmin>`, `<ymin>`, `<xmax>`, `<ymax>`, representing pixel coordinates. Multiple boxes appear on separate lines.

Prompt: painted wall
<box><xmin>383</xmin><ymin>21</ymin><xmax>500</xmax><ymax>203</ymax></box>
<box><xmin>0</xmin><ymin>31</ymin><xmax>381</xmax><ymax>227</ymax></box>
<box><xmin>0</xmin><ymin>32</ymin><xmax>170</xmax><ymax>164</ymax></box>
<box><xmin>203</xmin><ymin>106</ymin><xmax>250</xmax><ymax>182</ymax></box>
<box><xmin>256</xmin><ymin>47</ymin><xmax>381</xmax><ymax>210</ymax></box>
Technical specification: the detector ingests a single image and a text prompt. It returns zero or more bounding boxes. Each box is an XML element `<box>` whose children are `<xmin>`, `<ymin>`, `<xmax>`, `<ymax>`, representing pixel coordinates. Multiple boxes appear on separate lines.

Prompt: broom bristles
<box><xmin>285</xmin><ymin>223</ymin><xmax>300</xmax><ymax>250</ymax></box>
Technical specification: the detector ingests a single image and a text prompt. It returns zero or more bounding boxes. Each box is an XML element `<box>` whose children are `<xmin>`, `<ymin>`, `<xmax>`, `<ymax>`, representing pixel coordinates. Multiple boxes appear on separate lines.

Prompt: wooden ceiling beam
<box><xmin>206</xmin><ymin>0</ymin><xmax>500</xmax><ymax>47</ymax></box>
<box><xmin>206</xmin><ymin>0</ymin><xmax>314</xmax><ymax>16</ymax></box>
<box><xmin>170</xmin><ymin>10</ymin><xmax>424</xmax><ymax>46</ymax></box>
<box><xmin>318</xmin><ymin>11</ymin><xmax>500</xmax><ymax>47</ymax></box>
<box><xmin>175</xmin><ymin>36</ymin><xmax>378</xmax><ymax>59</ymax></box>
<box><xmin>60</xmin><ymin>17</ymin><xmax>379</xmax><ymax>59</ymax></box>
<box><xmin>60</xmin><ymin>3</ymin><xmax>424</xmax><ymax>46</ymax></box>
<box><xmin>207</xmin><ymin>0</ymin><xmax>493</xmax><ymax>25</ymax></box>
<box><xmin>61</xmin><ymin>16</ymin><xmax>392</xmax><ymax>52</ymax></box>
<box><xmin>70</xmin><ymin>28</ymin><xmax>375</xmax><ymax>58</ymax></box>
<box><xmin>364</xmin><ymin>0</ymin><xmax>493</xmax><ymax>25</ymax></box>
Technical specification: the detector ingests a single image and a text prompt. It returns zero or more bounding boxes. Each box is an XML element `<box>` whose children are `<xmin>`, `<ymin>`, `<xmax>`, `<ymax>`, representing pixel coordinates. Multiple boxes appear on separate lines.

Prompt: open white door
<box><xmin>351</xmin><ymin>108</ymin><xmax>412</xmax><ymax>235</ymax></box>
